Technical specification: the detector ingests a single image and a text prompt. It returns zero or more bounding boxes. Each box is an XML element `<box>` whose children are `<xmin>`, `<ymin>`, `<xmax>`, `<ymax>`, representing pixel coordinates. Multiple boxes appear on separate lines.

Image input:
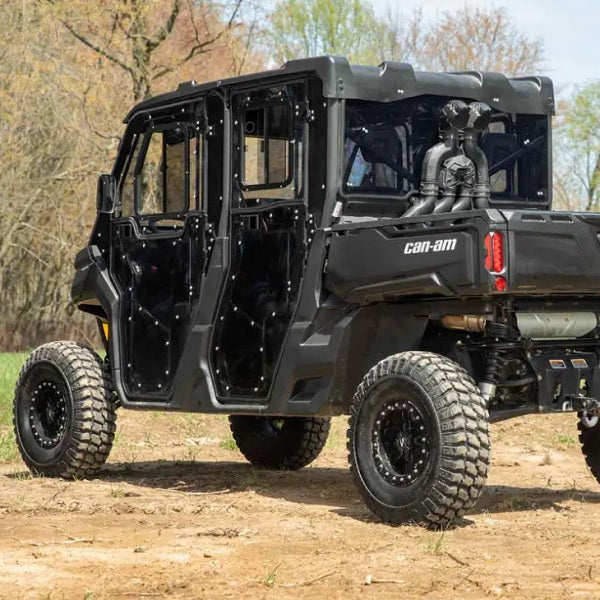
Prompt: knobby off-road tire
<box><xmin>348</xmin><ymin>351</ymin><xmax>490</xmax><ymax>527</ymax></box>
<box><xmin>13</xmin><ymin>341</ymin><xmax>117</xmax><ymax>478</ymax></box>
<box><xmin>229</xmin><ymin>415</ymin><xmax>331</xmax><ymax>470</ymax></box>
<box><xmin>578</xmin><ymin>417</ymin><xmax>600</xmax><ymax>484</ymax></box>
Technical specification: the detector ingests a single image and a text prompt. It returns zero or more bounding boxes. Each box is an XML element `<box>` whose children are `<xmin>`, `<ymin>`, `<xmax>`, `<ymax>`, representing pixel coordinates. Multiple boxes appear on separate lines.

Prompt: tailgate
<box><xmin>504</xmin><ymin>210</ymin><xmax>600</xmax><ymax>294</ymax></box>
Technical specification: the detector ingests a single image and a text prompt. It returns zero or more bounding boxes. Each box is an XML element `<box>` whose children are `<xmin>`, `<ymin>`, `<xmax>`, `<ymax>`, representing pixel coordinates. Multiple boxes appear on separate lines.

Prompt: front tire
<box><xmin>229</xmin><ymin>415</ymin><xmax>330</xmax><ymax>470</ymax></box>
<box><xmin>13</xmin><ymin>341</ymin><xmax>117</xmax><ymax>478</ymax></box>
<box><xmin>348</xmin><ymin>351</ymin><xmax>490</xmax><ymax>527</ymax></box>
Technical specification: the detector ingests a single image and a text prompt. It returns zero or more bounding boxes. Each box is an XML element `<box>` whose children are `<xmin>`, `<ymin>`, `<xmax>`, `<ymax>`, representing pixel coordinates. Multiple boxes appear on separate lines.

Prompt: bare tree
<box><xmin>554</xmin><ymin>82</ymin><xmax>600</xmax><ymax>211</ymax></box>
<box><xmin>420</xmin><ymin>6</ymin><xmax>544</xmax><ymax>75</ymax></box>
<box><xmin>54</xmin><ymin>0</ymin><xmax>245</xmax><ymax>100</ymax></box>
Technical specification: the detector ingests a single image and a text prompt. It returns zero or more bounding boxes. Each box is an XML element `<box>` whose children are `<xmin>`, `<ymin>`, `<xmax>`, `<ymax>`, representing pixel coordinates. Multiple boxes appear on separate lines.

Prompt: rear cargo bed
<box><xmin>504</xmin><ymin>210</ymin><xmax>600</xmax><ymax>294</ymax></box>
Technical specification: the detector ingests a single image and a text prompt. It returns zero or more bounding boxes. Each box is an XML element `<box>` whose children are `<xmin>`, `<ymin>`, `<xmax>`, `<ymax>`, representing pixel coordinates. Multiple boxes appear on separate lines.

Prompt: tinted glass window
<box><xmin>343</xmin><ymin>96</ymin><xmax>549</xmax><ymax>212</ymax></box>
<box><xmin>242</xmin><ymin>104</ymin><xmax>291</xmax><ymax>187</ymax></box>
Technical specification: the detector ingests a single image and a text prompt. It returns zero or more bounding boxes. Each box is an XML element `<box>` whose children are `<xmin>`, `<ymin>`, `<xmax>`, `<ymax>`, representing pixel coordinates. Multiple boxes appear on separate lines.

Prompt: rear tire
<box><xmin>348</xmin><ymin>351</ymin><xmax>490</xmax><ymax>527</ymax></box>
<box><xmin>229</xmin><ymin>415</ymin><xmax>330</xmax><ymax>470</ymax></box>
<box><xmin>13</xmin><ymin>341</ymin><xmax>117</xmax><ymax>478</ymax></box>
<box><xmin>578</xmin><ymin>417</ymin><xmax>600</xmax><ymax>483</ymax></box>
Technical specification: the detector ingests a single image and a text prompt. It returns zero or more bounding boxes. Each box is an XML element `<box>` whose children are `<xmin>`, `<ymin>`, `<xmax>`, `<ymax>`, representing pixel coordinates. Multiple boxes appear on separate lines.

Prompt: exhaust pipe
<box><xmin>462</xmin><ymin>102</ymin><xmax>492</xmax><ymax>209</ymax></box>
<box><xmin>403</xmin><ymin>100</ymin><xmax>468</xmax><ymax>218</ymax></box>
<box><xmin>440</xmin><ymin>315</ymin><xmax>487</xmax><ymax>332</ymax></box>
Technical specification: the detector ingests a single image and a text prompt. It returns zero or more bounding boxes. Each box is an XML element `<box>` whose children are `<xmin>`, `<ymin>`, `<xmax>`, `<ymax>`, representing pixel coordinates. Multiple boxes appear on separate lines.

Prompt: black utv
<box><xmin>13</xmin><ymin>57</ymin><xmax>600</xmax><ymax>527</ymax></box>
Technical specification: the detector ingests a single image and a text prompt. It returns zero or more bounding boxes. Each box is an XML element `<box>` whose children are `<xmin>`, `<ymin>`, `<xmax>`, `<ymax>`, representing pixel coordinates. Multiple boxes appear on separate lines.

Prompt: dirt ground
<box><xmin>2</xmin><ymin>411</ymin><xmax>600</xmax><ymax>600</ymax></box>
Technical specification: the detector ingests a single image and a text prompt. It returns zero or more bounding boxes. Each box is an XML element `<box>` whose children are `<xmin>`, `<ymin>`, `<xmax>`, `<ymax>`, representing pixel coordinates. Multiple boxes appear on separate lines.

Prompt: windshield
<box><xmin>343</xmin><ymin>95</ymin><xmax>549</xmax><ymax>215</ymax></box>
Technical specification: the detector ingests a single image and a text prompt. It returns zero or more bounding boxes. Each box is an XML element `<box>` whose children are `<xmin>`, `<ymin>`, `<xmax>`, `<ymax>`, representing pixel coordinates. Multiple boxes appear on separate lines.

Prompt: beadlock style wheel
<box><xmin>13</xmin><ymin>342</ymin><xmax>117</xmax><ymax>478</ymax></box>
<box><xmin>25</xmin><ymin>366</ymin><xmax>70</xmax><ymax>451</ymax></box>
<box><xmin>348</xmin><ymin>351</ymin><xmax>491</xmax><ymax>527</ymax></box>
<box><xmin>372</xmin><ymin>399</ymin><xmax>432</xmax><ymax>487</ymax></box>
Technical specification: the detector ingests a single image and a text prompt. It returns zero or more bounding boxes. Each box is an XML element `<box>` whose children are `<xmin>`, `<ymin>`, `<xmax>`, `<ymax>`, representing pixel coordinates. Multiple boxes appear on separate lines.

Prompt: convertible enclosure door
<box><xmin>111</xmin><ymin>216</ymin><xmax>205</xmax><ymax>397</ymax></box>
<box><xmin>110</xmin><ymin>107</ymin><xmax>207</xmax><ymax>399</ymax></box>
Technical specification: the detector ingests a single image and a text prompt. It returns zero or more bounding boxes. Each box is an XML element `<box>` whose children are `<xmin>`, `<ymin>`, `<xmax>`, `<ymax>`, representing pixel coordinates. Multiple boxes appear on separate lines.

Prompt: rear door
<box><xmin>110</xmin><ymin>105</ymin><xmax>206</xmax><ymax>398</ymax></box>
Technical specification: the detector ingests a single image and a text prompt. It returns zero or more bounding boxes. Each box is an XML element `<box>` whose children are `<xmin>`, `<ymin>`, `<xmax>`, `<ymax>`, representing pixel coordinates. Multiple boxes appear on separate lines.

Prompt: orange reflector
<box><xmin>102</xmin><ymin>322</ymin><xmax>109</xmax><ymax>340</ymax></box>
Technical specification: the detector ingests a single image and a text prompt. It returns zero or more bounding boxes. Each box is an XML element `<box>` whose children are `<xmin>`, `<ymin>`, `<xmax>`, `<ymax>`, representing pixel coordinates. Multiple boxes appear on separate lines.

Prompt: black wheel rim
<box><xmin>372</xmin><ymin>399</ymin><xmax>431</xmax><ymax>487</ymax></box>
<box><xmin>29</xmin><ymin>380</ymin><xmax>68</xmax><ymax>448</ymax></box>
<box><xmin>19</xmin><ymin>362</ymin><xmax>71</xmax><ymax>455</ymax></box>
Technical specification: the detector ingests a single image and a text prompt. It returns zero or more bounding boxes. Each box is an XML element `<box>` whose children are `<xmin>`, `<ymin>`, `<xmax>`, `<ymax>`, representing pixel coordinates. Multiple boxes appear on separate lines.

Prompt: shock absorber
<box><xmin>479</xmin><ymin>350</ymin><xmax>503</xmax><ymax>405</ymax></box>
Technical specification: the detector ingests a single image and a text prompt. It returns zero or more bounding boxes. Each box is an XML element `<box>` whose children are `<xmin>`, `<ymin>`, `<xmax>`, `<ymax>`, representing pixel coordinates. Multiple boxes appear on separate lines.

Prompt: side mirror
<box><xmin>96</xmin><ymin>173</ymin><xmax>116</xmax><ymax>212</ymax></box>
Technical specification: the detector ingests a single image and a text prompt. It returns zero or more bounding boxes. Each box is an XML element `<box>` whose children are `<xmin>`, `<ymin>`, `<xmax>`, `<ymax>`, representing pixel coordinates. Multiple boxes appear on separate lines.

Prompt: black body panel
<box><xmin>505</xmin><ymin>211</ymin><xmax>600</xmax><ymax>294</ymax></box>
<box><xmin>325</xmin><ymin>211</ymin><xmax>497</xmax><ymax>303</ymax></box>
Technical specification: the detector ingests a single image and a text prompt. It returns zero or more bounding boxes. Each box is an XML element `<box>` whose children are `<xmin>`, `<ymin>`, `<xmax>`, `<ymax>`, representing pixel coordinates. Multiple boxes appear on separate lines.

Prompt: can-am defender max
<box><xmin>13</xmin><ymin>57</ymin><xmax>600</xmax><ymax>526</ymax></box>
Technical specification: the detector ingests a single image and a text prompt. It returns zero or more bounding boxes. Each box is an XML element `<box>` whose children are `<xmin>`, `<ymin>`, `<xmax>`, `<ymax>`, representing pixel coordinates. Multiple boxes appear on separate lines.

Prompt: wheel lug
<box><xmin>421</xmin><ymin>449</ymin><xmax>426</xmax><ymax>454</ymax></box>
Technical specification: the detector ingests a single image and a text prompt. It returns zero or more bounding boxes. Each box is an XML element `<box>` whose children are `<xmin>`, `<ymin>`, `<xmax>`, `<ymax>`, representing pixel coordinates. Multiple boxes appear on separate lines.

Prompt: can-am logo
<box><xmin>404</xmin><ymin>238</ymin><xmax>457</xmax><ymax>254</ymax></box>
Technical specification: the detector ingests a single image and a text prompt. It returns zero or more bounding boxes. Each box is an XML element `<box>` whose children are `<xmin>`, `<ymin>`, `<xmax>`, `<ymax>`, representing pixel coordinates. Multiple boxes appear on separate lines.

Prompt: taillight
<box><xmin>491</xmin><ymin>231</ymin><xmax>504</xmax><ymax>272</ymax></box>
<box><xmin>494</xmin><ymin>276</ymin><xmax>507</xmax><ymax>291</ymax></box>
<box><xmin>484</xmin><ymin>234</ymin><xmax>492</xmax><ymax>270</ymax></box>
<box><xmin>484</xmin><ymin>231</ymin><xmax>507</xmax><ymax>292</ymax></box>
<box><xmin>484</xmin><ymin>231</ymin><xmax>505</xmax><ymax>273</ymax></box>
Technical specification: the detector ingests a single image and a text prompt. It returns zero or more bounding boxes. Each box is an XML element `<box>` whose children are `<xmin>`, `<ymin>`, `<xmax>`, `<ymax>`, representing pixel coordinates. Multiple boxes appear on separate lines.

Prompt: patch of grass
<box><xmin>219</xmin><ymin>436</ymin><xmax>238</xmax><ymax>451</ymax></box>
<box><xmin>0</xmin><ymin>352</ymin><xmax>28</xmax><ymax>425</ymax></box>
<box><xmin>555</xmin><ymin>433</ymin><xmax>577</xmax><ymax>447</ymax></box>
<box><xmin>0</xmin><ymin>431</ymin><xmax>18</xmax><ymax>462</ymax></box>
<box><xmin>109</xmin><ymin>487</ymin><xmax>125</xmax><ymax>498</ymax></box>
<box><xmin>426</xmin><ymin>529</ymin><xmax>447</xmax><ymax>555</ymax></box>
<box><xmin>264</xmin><ymin>563</ymin><xmax>281</xmax><ymax>586</ymax></box>
<box><xmin>0</xmin><ymin>353</ymin><xmax>28</xmax><ymax>463</ymax></box>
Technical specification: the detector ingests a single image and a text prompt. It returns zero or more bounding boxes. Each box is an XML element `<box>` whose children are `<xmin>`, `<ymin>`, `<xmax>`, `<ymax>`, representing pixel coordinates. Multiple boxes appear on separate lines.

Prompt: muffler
<box><xmin>516</xmin><ymin>312</ymin><xmax>598</xmax><ymax>339</ymax></box>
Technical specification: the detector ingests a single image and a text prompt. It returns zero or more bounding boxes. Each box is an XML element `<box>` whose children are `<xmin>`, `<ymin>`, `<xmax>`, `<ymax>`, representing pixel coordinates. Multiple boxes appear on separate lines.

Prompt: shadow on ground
<box><xmin>86</xmin><ymin>461</ymin><xmax>600</xmax><ymax>520</ymax></box>
<box><xmin>7</xmin><ymin>460</ymin><xmax>600</xmax><ymax>525</ymax></box>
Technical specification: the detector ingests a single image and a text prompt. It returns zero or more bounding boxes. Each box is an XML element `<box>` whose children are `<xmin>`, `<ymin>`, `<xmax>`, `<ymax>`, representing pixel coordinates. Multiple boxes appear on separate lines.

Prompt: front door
<box><xmin>111</xmin><ymin>106</ymin><xmax>206</xmax><ymax>398</ymax></box>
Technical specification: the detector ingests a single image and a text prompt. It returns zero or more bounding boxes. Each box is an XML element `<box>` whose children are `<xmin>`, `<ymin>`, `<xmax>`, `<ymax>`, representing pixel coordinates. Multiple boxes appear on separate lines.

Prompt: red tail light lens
<box><xmin>494</xmin><ymin>276</ymin><xmax>507</xmax><ymax>291</ymax></box>
<box><xmin>491</xmin><ymin>231</ymin><xmax>504</xmax><ymax>272</ymax></box>
<box><xmin>484</xmin><ymin>231</ymin><xmax>505</xmax><ymax>273</ymax></box>
<box><xmin>484</xmin><ymin>234</ymin><xmax>492</xmax><ymax>271</ymax></box>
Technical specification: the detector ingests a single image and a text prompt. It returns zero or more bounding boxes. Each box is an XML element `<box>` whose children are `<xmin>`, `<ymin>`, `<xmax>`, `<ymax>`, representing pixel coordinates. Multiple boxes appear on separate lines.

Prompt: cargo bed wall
<box><xmin>325</xmin><ymin>213</ymin><xmax>497</xmax><ymax>304</ymax></box>
<box><xmin>505</xmin><ymin>211</ymin><xmax>600</xmax><ymax>295</ymax></box>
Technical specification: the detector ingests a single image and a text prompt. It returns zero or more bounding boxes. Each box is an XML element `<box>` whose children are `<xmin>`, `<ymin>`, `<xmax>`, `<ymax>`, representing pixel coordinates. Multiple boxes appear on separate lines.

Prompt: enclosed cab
<box><xmin>13</xmin><ymin>57</ymin><xmax>600</xmax><ymax>527</ymax></box>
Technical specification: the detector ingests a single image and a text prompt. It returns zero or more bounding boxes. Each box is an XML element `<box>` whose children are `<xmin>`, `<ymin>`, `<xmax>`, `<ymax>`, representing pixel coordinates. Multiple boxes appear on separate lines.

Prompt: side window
<box><xmin>119</xmin><ymin>134</ymin><xmax>141</xmax><ymax>217</ymax></box>
<box><xmin>238</xmin><ymin>85</ymin><xmax>305</xmax><ymax>203</ymax></box>
<box><xmin>487</xmin><ymin>120</ymin><xmax>511</xmax><ymax>194</ymax></box>
<box><xmin>242</xmin><ymin>104</ymin><xmax>291</xmax><ymax>187</ymax></box>
<box><xmin>117</xmin><ymin>117</ymin><xmax>203</xmax><ymax>218</ymax></box>
<box><xmin>138</xmin><ymin>127</ymin><xmax>188</xmax><ymax>215</ymax></box>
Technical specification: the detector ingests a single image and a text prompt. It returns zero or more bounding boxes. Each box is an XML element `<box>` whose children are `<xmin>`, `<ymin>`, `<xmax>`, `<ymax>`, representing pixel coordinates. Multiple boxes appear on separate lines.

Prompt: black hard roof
<box><xmin>126</xmin><ymin>55</ymin><xmax>555</xmax><ymax>122</ymax></box>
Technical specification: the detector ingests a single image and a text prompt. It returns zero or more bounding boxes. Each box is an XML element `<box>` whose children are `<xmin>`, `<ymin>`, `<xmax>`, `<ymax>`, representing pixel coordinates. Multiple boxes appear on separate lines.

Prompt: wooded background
<box><xmin>0</xmin><ymin>0</ymin><xmax>598</xmax><ymax>351</ymax></box>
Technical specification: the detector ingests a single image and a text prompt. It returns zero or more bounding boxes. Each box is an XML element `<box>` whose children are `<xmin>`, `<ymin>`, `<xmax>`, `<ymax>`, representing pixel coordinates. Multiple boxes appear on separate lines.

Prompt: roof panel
<box><xmin>125</xmin><ymin>55</ymin><xmax>554</xmax><ymax>122</ymax></box>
